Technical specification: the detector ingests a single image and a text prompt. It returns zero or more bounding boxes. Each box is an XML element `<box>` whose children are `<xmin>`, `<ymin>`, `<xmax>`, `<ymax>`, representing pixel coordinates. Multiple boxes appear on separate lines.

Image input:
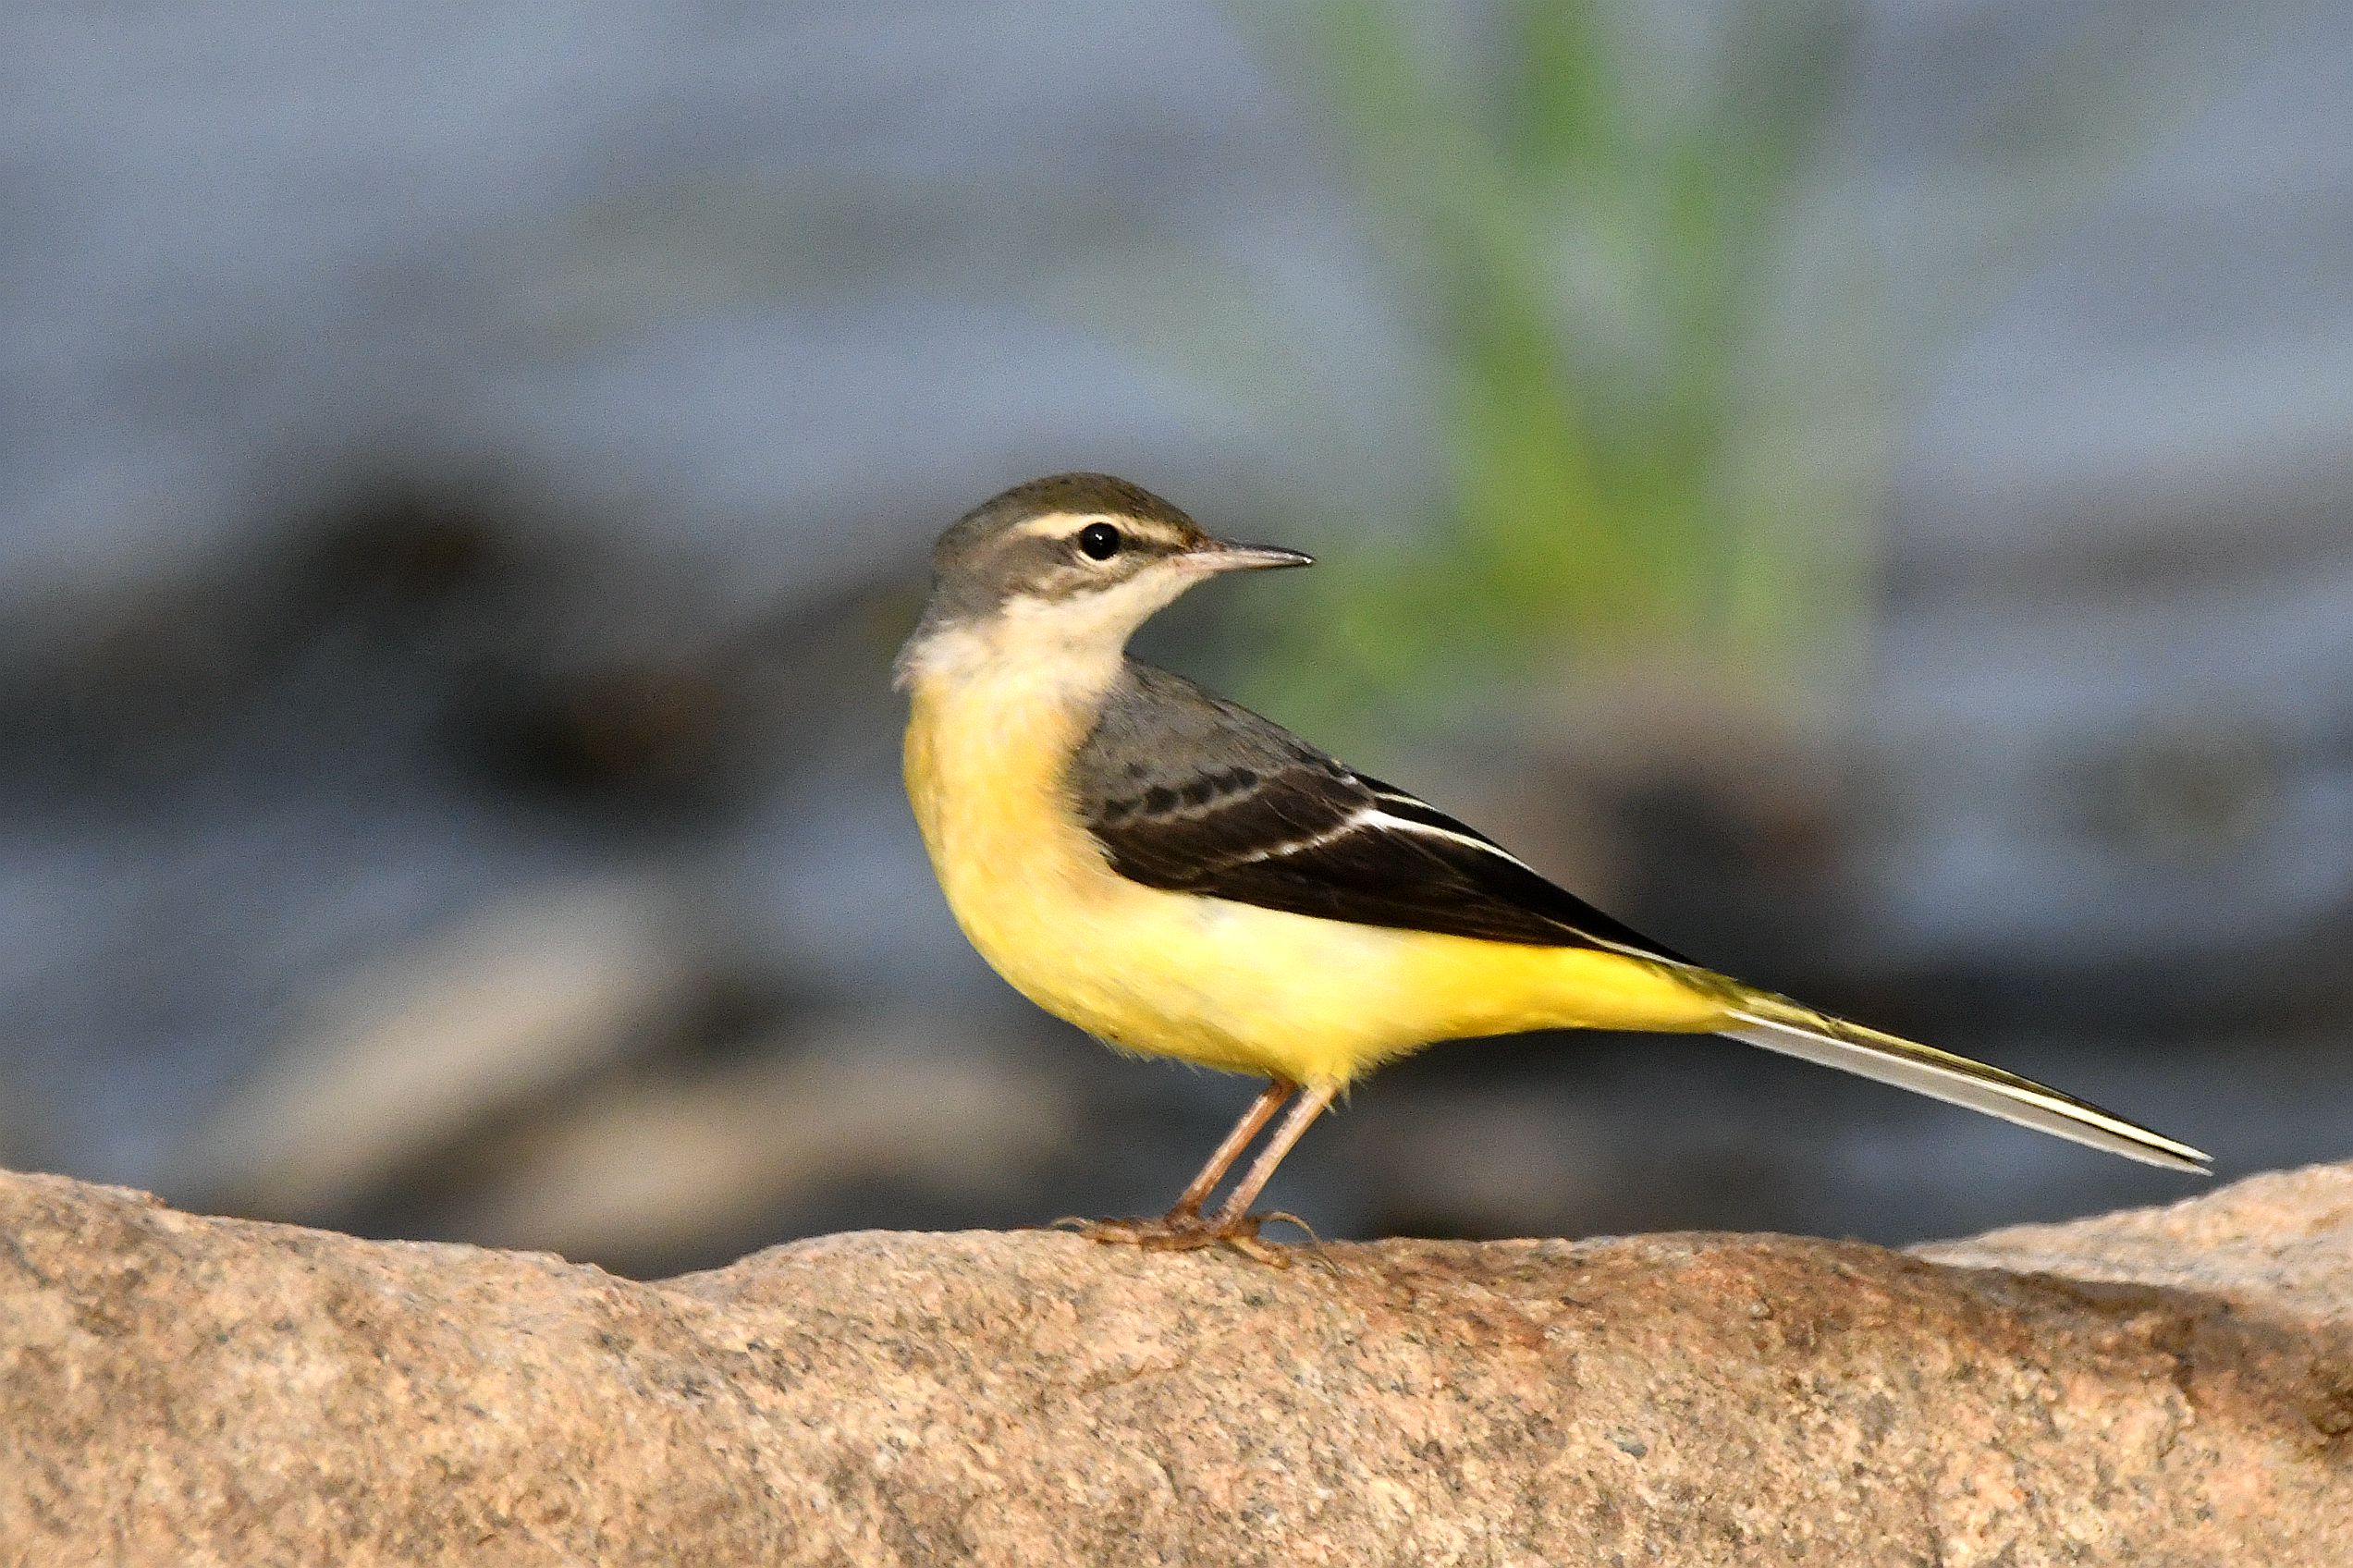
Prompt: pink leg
<box><xmin>1166</xmin><ymin>1080</ymin><xmax>1293</xmax><ymax>1219</ymax></box>
<box><xmin>1207</xmin><ymin>1084</ymin><xmax>1336</xmax><ymax>1230</ymax></box>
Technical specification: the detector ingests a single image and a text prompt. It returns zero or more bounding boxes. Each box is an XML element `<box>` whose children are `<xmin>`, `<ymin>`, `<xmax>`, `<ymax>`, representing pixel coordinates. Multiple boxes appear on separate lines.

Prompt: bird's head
<box><xmin>896</xmin><ymin>472</ymin><xmax>1310</xmax><ymax>690</ymax></box>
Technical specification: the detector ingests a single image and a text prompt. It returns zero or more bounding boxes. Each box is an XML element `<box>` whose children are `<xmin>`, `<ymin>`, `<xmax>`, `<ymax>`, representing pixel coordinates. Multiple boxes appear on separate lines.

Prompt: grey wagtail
<box><xmin>898</xmin><ymin>472</ymin><xmax>2208</xmax><ymax>1256</ymax></box>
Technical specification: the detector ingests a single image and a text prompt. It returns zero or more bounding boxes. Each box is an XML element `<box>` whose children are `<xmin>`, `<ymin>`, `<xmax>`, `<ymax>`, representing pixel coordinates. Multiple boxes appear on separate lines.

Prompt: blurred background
<box><xmin>5</xmin><ymin>0</ymin><xmax>2347</xmax><ymax>1278</ymax></box>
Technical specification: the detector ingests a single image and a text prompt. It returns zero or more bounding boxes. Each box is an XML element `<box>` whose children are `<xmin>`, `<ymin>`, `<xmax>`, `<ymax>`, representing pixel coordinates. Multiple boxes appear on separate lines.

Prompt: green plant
<box><xmin>1241</xmin><ymin>0</ymin><xmax>2229</xmax><ymax>738</ymax></box>
<box><xmin>1289</xmin><ymin>0</ymin><xmax>1876</xmax><ymax>715</ymax></box>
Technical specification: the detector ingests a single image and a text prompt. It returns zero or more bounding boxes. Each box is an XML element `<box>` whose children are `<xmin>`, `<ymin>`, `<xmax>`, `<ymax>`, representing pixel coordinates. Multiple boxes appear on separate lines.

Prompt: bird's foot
<box><xmin>1054</xmin><ymin>1209</ymin><xmax>1317</xmax><ymax>1268</ymax></box>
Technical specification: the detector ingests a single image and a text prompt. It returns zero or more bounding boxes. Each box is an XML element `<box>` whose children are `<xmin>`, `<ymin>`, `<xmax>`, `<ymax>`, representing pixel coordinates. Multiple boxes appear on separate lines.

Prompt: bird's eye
<box><xmin>1077</xmin><ymin>522</ymin><xmax>1122</xmax><ymax>561</ymax></box>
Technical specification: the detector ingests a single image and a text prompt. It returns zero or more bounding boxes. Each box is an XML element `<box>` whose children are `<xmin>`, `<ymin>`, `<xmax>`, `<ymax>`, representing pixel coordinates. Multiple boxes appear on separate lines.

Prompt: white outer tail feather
<box><xmin>1722</xmin><ymin>1007</ymin><xmax>2210</xmax><ymax>1173</ymax></box>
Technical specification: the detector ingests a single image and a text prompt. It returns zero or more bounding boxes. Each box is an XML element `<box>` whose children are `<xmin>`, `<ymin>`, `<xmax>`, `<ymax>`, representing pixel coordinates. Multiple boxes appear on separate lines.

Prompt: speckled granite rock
<box><xmin>1</xmin><ymin>1164</ymin><xmax>2347</xmax><ymax>1566</ymax></box>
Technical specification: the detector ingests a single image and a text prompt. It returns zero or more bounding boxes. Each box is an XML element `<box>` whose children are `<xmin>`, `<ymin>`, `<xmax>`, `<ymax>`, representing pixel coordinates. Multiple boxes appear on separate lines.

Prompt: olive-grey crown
<box><xmin>917</xmin><ymin>472</ymin><xmax>1209</xmax><ymax>626</ymax></box>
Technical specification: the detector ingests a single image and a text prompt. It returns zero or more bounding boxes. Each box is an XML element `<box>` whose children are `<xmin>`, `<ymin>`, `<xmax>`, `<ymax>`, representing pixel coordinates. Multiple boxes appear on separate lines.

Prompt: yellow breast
<box><xmin>901</xmin><ymin>657</ymin><xmax>1721</xmax><ymax>1087</ymax></box>
<box><xmin>904</xmin><ymin>662</ymin><xmax>1216</xmax><ymax>1048</ymax></box>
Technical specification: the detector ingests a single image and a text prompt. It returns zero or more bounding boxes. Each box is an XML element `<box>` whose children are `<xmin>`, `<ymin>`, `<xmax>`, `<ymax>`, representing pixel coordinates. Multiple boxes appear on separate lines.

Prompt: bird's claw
<box><xmin>1065</xmin><ymin>1209</ymin><xmax>1317</xmax><ymax>1268</ymax></box>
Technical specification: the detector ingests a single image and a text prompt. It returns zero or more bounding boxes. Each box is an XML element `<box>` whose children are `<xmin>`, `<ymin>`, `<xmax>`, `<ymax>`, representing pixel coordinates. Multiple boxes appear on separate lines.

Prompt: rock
<box><xmin>2</xmin><ymin>1163</ymin><xmax>2347</xmax><ymax>1566</ymax></box>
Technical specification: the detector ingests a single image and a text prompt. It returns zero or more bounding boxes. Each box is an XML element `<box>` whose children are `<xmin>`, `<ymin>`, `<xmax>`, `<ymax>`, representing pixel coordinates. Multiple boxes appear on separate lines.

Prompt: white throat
<box><xmin>897</xmin><ymin>570</ymin><xmax>1194</xmax><ymax>702</ymax></box>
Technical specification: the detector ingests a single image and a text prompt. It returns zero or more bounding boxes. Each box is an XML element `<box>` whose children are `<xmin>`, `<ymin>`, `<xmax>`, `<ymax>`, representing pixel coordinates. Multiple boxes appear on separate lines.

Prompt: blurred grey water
<box><xmin>2</xmin><ymin>0</ymin><xmax>2348</xmax><ymax>1273</ymax></box>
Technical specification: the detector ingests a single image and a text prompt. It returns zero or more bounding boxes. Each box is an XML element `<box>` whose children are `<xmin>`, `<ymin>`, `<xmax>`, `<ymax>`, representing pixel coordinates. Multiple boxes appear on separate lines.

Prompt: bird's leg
<box><xmin>1138</xmin><ymin>1083</ymin><xmax>1345</xmax><ymax>1261</ymax></box>
<box><xmin>1075</xmin><ymin>1080</ymin><xmax>1294</xmax><ymax>1254</ymax></box>
<box><xmin>1164</xmin><ymin>1080</ymin><xmax>1293</xmax><ymax>1219</ymax></box>
<box><xmin>1205</xmin><ymin>1083</ymin><xmax>1336</xmax><ymax>1243</ymax></box>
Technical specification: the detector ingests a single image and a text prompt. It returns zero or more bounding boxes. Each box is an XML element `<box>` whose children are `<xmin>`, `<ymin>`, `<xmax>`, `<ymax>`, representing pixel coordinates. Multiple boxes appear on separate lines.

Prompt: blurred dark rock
<box><xmin>174</xmin><ymin>876</ymin><xmax>702</xmax><ymax>1222</ymax></box>
<box><xmin>2</xmin><ymin>1161</ymin><xmax>2348</xmax><ymax>1564</ymax></box>
<box><xmin>439</xmin><ymin>1018</ymin><xmax>1079</xmax><ymax>1277</ymax></box>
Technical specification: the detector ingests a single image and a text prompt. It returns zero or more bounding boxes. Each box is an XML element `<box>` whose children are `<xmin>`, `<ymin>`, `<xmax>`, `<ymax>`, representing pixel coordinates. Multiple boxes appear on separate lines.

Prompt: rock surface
<box><xmin>2</xmin><ymin>1164</ymin><xmax>2348</xmax><ymax>1566</ymax></box>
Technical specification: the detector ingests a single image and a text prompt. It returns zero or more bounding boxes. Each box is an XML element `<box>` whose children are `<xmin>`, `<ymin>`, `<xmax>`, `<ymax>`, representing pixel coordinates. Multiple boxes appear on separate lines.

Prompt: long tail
<box><xmin>1718</xmin><ymin>992</ymin><xmax>2209</xmax><ymax>1172</ymax></box>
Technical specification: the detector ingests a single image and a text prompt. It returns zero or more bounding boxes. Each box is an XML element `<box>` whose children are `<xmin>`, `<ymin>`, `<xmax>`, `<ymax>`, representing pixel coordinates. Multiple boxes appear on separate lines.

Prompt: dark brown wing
<box><xmin>1071</xmin><ymin>663</ymin><xmax>1690</xmax><ymax>960</ymax></box>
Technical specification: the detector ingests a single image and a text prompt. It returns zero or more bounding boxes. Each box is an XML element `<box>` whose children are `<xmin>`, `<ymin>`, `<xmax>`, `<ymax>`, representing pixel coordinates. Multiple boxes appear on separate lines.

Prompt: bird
<box><xmin>896</xmin><ymin>472</ymin><xmax>2208</xmax><ymax>1258</ymax></box>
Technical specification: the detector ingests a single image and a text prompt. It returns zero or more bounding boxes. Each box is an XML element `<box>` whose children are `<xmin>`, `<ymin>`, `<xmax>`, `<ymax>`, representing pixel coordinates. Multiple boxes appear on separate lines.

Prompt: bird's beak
<box><xmin>1185</xmin><ymin>538</ymin><xmax>1315</xmax><ymax>574</ymax></box>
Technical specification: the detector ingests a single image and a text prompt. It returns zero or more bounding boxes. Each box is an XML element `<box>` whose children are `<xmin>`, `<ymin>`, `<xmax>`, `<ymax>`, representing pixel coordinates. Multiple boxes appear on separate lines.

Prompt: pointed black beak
<box><xmin>1187</xmin><ymin>539</ymin><xmax>1315</xmax><ymax>573</ymax></box>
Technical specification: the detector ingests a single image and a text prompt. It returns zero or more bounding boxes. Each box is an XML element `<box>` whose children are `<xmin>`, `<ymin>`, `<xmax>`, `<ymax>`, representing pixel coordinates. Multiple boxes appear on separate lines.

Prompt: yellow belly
<box><xmin>903</xmin><ymin>672</ymin><xmax>1722</xmax><ymax>1088</ymax></box>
